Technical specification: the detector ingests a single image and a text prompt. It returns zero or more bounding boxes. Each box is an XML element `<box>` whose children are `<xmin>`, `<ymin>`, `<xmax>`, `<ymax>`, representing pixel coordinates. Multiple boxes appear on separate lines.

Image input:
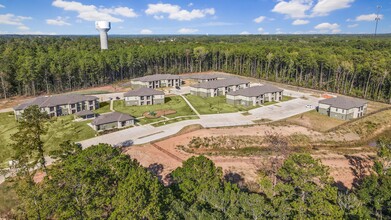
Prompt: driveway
<box><xmin>248</xmin><ymin>98</ymin><xmax>318</xmax><ymax>121</ymax></box>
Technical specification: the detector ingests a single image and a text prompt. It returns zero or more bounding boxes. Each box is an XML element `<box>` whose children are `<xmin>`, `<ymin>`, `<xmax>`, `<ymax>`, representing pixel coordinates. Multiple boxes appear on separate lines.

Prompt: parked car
<box><xmin>175</xmin><ymin>86</ymin><xmax>181</xmax><ymax>90</ymax></box>
<box><xmin>116</xmin><ymin>96</ymin><xmax>121</xmax><ymax>100</ymax></box>
<box><xmin>113</xmin><ymin>140</ymin><xmax>134</xmax><ymax>148</ymax></box>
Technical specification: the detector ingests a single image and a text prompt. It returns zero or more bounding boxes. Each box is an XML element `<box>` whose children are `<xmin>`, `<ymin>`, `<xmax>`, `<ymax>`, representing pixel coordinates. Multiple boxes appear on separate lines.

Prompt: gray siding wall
<box><xmin>132</xmin><ymin>84</ymin><xmax>147</xmax><ymax>89</ymax></box>
<box><xmin>125</xmin><ymin>100</ymin><xmax>139</xmax><ymax>106</ymax></box>
<box><xmin>318</xmin><ymin>107</ymin><xmax>329</xmax><ymax>116</ymax></box>
<box><xmin>191</xmin><ymin>91</ymin><xmax>210</xmax><ymax>98</ymax></box>
<box><xmin>154</xmin><ymin>98</ymin><xmax>165</xmax><ymax>104</ymax></box>
<box><xmin>97</xmin><ymin>122</ymin><xmax>118</xmax><ymax>131</ymax></box>
<box><xmin>318</xmin><ymin>107</ymin><xmax>354</xmax><ymax>120</ymax></box>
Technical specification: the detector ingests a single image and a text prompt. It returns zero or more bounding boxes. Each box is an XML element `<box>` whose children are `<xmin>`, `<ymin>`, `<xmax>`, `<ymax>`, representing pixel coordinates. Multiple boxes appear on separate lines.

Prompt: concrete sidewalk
<box><xmin>180</xmin><ymin>95</ymin><xmax>200</xmax><ymax>116</ymax></box>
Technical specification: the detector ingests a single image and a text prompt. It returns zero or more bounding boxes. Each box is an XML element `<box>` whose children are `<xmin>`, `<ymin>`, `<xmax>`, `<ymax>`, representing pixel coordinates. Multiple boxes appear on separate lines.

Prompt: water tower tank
<box><xmin>95</xmin><ymin>21</ymin><xmax>111</xmax><ymax>50</ymax></box>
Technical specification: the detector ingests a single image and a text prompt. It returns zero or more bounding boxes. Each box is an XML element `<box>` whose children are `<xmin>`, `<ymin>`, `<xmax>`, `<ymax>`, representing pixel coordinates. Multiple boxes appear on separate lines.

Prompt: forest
<box><xmin>0</xmin><ymin>35</ymin><xmax>390</xmax><ymax>102</ymax></box>
<box><xmin>2</xmin><ymin>105</ymin><xmax>391</xmax><ymax>219</ymax></box>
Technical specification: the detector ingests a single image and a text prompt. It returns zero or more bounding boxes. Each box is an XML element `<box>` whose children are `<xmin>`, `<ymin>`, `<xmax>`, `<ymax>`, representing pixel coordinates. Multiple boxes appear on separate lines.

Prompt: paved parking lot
<box><xmin>248</xmin><ymin>98</ymin><xmax>318</xmax><ymax>121</ymax></box>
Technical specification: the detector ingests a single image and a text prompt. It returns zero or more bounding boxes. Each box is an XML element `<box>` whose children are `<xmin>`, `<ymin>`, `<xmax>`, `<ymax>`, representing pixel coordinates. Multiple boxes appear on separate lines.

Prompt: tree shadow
<box><xmin>333</xmin><ymin>181</ymin><xmax>349</xmax><ymax>192</ymax></box>
<box><xmin>148</xmin><ymin>163</ymin><xmax>164</xmax><ymax>182</ymax></box>
<box><xmin>224</xmin><ymin>171</ymin><xmax>246</xmax><ymax>189</ymax></box>
<box><xmin>344</xmin><ymin>155</ymin><xmax>371</xmax><ymax>188</ymax></box>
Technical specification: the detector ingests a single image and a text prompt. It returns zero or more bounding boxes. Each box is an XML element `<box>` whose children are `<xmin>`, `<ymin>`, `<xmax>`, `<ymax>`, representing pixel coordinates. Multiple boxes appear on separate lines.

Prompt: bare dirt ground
<box><xmin>125</xmin><ymin>124</ymin><xmax>373</xmax><ymax>189</ymax></box>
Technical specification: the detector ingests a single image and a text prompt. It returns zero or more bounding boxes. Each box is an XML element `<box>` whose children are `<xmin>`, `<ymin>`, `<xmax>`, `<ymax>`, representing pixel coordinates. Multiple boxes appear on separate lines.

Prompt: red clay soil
<box><xmin>124</xmin><ymin>126</ymin><xmax>375</xmax><ymax>189</ymax></box>
<box><xmin>143</xmin><ymin>109</ymin><xmax>176</xmax><ymax>118</ymax></box>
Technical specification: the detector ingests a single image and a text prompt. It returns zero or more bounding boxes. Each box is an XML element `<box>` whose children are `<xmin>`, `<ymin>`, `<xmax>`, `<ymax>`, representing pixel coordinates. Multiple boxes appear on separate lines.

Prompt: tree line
<box><xmin>0</xmin><ymin>35</ymin><xmax>390</xmax><ymax>102</ymax></box>
<box><xmin>3</xmin><ymin>105</ymin><xmax>391</xmax><ymax>219</ymax></box>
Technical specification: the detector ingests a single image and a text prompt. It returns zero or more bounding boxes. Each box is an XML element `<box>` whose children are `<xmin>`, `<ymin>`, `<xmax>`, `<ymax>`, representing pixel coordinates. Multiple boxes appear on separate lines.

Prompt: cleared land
<box><xmin>125</xmin><ymin>106</ymin><xmax>391</xmax><ymax>189</ymax></box>
<box><xmin>0</xmin><ymin>113</ymin><xmax>96</xmax><ymax>166</ymax></box>
<box><xmin>284</xmin><ymin>110</ymin><xmax>345</xmax><ymax>132</ymax></box>
<box><xmin>114</xmin><ymin>96</ymin><xmax>195</xmax><ymax>119</ymax></box>
<box><xmin>185</xmin><ymin>94</ymin><xmax>257</xmax><ymax>114</ymax></box>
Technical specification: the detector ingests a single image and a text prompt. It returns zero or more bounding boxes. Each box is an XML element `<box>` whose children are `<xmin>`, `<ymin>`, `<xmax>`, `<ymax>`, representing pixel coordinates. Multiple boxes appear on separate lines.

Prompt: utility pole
<box><xmin>374</xmin><ymin>5</ymin><xmax>381</xmax><ymax>37</ymax></box>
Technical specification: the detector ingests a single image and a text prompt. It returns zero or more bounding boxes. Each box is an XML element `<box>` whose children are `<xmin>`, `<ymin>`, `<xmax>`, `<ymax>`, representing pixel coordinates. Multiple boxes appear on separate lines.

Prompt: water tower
<box><xmin>95</xmin><ymin>21</ymin><xmax>111</xmax><ymax>50</ymax></box>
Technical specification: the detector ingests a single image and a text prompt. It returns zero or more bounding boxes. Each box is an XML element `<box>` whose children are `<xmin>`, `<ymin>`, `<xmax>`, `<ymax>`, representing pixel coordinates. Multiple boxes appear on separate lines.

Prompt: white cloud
<box><xmin>272</xmin><ymin>0</ymin><xmax>354</xmax><ymax>18</ymax></box>
<box><xmin>100</xmin><ymin>7</ymin><xmax>137</xmax><ymax>18</ymax></box>
<box><xmin>257</xmin><ymin>27</ymin><xmax>269</xmax><ymax>34</ymax></box>
<box><xmin>46</xmin><ymin>16</ymin><xmax>71</xmax><ymax>26</ymax></box>
<box><xmin>331</xmin><ymin>29</ymin><xmax>341</xmax><ymax>34</ymax></box>
<box><xmin>145</xmin><ymin>3</ymin><xmax>214</xmax><ymax>21</ymax></box>
<box><xmin>52</xmin><ymin>0</ymin><xmax>137</xmax><ymax>22</ymax></box>
<box><xmin>312</xmin><ymin>0</ymin><xmax>354</xmax><ymax>16</ymax></box>
<box><xmin>140</xmin><ymin>29</ymin><xmax>153</xmax><ymax>34</ymax></box>
<box><xmin>0</xmin><ymin>13</ymin><xmax>31</xmax><ymax>25</ymax></box>
<box><xmin>348</xmin><ymin>23</ymin><xmax>358</xmax><ymax>28</ymax></box>
<box><xmin>272</xmin><ymin>0</ymin><xmax>313</xmax><ymax>18</ymax></box>
<box><xmin>0</xmin><ymin>4</ymin><xmax>5</xmax><ymax>8</ymax></box>
<box><xmin>355</xmin><ymin>13</ymin><xmax>383</xmax><ymax>21</ymax></box>
<box><xmin>178</xmin><ymin>28</ymin><xmax>198</xmax><ymax>34</ymax></box>
<box><xmin>18</xmin><ymin>31</ymin><xmax>57</xmax><ymax>35</ymax></box>
<box><xmin>253</xmin><ymin>16</ymin><xmax>266</xmax><ymax>23</ymax></box>
<box><xmin>240</xmin><ymin>31</ymin><xmax>251</xmax><ymax>35</ymax></box>
<box><xmin>315</xmin><ymin>22</ymin><xmax>339</xmax><ymax>30</ymax></box>
<box><xmin>188</xmin><ymin>3</ymin><xmax>194</xmax><ymax>7</ymax></box>
<box><xmin>17</xmin><ymin>25</ymin><xmax>30</xmax><ymax>30</ymax></box>
<box><xmin>201</xmin><ymin>21</ymin><xmax>238</xmax><ymax>27</ymax></box>
<box><xmin>292</xmin><ymin>19</ymin><xmax>309</xmax><ymax>25</ymax></box>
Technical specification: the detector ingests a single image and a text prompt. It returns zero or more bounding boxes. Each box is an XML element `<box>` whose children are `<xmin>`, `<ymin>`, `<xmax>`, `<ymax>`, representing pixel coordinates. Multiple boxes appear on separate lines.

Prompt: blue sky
<box><xmin>0</xmin><ymin>0</ymin><xmax>389</xmax><ymax>35</ymax></box>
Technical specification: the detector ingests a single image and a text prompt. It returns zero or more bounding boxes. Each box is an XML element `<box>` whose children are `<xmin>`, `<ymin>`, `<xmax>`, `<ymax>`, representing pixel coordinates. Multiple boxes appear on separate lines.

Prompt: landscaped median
<box><xmin>113</xmin><ymin>96</ymin><xmax>196</xmax><ymax>125</ymax></box>
<box><xmin>184</xmin><ymin>94</ymin><xmax>258</xmax><ymax>114</ymax></box>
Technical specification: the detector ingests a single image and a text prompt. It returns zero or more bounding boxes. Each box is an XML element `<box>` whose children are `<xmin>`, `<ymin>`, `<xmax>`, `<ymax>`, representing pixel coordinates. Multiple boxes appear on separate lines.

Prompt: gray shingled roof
<box><xmin>14</xmin><ymin>94</ymin><xmax>98</xmax><ymax>111</ymax></box>
<box><xmin>189</xmin><ymin>74</ymin><xmax>222</xmax><ymax>80</ymax></box>
<box><xmin>75</xmin><ymin>110</ymin><xmax>95</xmax><ymax>117</ymax></box>
<box><xmin>191</xmin><ymin>78</ymin><xmax>250</xmax><ymax>89</ymax></box>
<box><xmin>319</xmin><ymin>96</ymin><xmax>367</xmax><ymax>109</ymax></box>
<box><xmin>227</xmin><ymin>85</ymin><xmax>283</xmax><ymax>97</ymax></box>
<box><xmin>124</xmin><ymin>87</ymin><xmax>164</xmax><ymax>97</ymax></box>
<box><xmin>92</xmin><ymin>112</ymin><xmax>134</xmax><ymax>126</ymax></box>
<box><xmin>132</xmin><ymin>74</ymin><xmax>181</xmax><ymax>82</ymax></box>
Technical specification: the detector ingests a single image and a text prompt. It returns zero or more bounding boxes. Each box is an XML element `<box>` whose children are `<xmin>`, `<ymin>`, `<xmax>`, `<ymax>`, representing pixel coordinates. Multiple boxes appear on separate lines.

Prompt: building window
<box><xmin>50</xmin><ymin>107</ymin><xmax>55</xmax><ymax>112</ymax></box>
<box><xmin>71</xmin><ymin>104</ymin><xmax>76</xmax><ymax>108</ymax></box>
<box><xmin>89</xmin><ymin>101</ymin><xmax>93</xmax><ymax>105</ymax></box>
<box><xmin>141</xmin><ymin>96</ymin><xmax>144</xmax><ymax>100</ymax></box>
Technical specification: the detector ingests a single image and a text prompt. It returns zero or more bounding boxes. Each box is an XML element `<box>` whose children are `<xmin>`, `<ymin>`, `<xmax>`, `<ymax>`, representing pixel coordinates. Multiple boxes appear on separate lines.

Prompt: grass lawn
<box><xmin>114</xmin><ymin>96</ymin><xmax>194</xmax><ymax>119</ymax></box>
<box><xmin>136</xmin><ymin>117</ymin><xmax>166</xmax><ymax>125</ymax></box>
<box><xmin>152</xmin><ymin>116</ymin><xmax>200</xmax><ymax>127</ymax></box>
<box><xmin>285</xmin><ymin>110</ymin><xmax>345</xmax><ymax>132</ymax></box>
<box><xmin>0</xmin><ymin>113</ymin><xmax>96</xmax><ymax>166</ymax></box>
<box><xmin>0</xmin><ymin>180</ymin><xmax>18</xmax><ymax>216</ymax></box>
<box><xmin>94</xmin><ymin>101</ymin><xmax>111</xmax><ymax>114</ymax></box>
<box><xmin>281</xmin><ymin>95</ymin><xmax>295</xmax><ymax>102</ymax></box>
<box><xmin>185</xmin><ymin>95</ymin><xmax>258</xmax><ymax>115</ymax></box>
<box><xmin>262</xmin><ymin>101</ymin><xmax>279</xmax><ymax>106</ymax></box>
